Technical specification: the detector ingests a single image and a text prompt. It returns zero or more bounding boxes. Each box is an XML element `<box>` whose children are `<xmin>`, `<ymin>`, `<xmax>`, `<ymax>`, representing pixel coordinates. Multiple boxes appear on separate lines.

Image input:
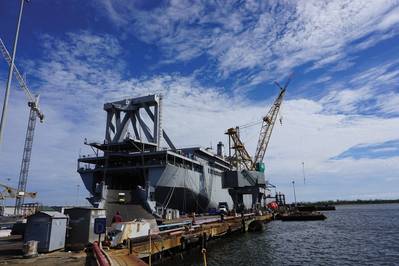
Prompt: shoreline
<box><xmin>300</xmin><ymin>199</ymin><xmax>399</xmax><ymax>206</ymax></box>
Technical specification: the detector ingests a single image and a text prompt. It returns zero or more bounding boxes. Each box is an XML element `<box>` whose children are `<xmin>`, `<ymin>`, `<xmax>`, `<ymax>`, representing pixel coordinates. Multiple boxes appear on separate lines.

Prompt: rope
<box><xmin>161</xmin><ymin>167</ymin><xmax>180</xmax><ymax>209</ymax></box>
<box><xmin>202</xmin><ymin>248</ymin><xmax>207</xmax><ymax>266</ymax></box>
<box><xmin>162</xmin><ymin>181</ymin><xmax>177</xmax><ymax>210</ymax></box>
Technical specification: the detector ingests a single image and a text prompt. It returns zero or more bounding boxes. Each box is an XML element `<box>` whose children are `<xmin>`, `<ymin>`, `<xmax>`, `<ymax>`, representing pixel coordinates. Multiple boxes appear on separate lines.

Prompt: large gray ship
<box><xmin>78</xmin><ymin>94</ymin><xmax>270</xmax><ymax>222</ymax></box>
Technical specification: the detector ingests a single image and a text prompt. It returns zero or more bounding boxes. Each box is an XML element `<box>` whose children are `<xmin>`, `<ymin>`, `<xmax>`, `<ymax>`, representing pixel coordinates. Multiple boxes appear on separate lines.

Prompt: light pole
<box><xmin>76</xmin><ymin>184</ymin><xmax>80</xmax><ymax>206</ymax></box>
<box><xmin>292</xmin><ymin>180</ymin><xmax>297</xmax><ymax>207</ymax></box>
<box><xmin>0</xmin><ymin>0</ymin><xmax>27</xmax><ymax>147</ymax></box>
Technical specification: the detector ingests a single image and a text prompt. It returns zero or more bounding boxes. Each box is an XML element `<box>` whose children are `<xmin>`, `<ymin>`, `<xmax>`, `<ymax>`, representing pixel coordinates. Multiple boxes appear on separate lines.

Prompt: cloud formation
<box><xmin>333</xmin><ymin>139</ymin><xmax>399</xmax><ymax>160</ymax></box>
<box><xmin>99</xmin><ymin>0</ymin><xmax>399</xmax><ymax>86</ymax></box>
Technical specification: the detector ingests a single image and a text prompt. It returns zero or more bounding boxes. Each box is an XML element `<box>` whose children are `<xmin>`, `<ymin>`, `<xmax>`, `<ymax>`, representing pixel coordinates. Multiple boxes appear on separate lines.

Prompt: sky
<box><xmin>0</xmin><ymin>0</ymin><xmax>399</xmax><ymax>205</ymax></box>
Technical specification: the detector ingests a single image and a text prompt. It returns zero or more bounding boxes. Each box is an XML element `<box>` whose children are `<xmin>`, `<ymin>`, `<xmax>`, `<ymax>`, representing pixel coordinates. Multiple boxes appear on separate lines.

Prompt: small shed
<box><xmin>64</xmin><ymin>207</ymin><xmax>106</xmax><ymax>251</ymax></box>
<box><xmin>24</xmin><ymin>211</ymin><xmax>67</xmax><ymax>253</ymax></box>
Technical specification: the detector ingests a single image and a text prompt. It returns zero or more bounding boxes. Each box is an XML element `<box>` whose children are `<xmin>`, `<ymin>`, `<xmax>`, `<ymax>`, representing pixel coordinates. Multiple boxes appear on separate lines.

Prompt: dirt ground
<box><xmin>0</xmin><ymin>235</ymin><xmax>96</xmax><ymax>266</ymax></box>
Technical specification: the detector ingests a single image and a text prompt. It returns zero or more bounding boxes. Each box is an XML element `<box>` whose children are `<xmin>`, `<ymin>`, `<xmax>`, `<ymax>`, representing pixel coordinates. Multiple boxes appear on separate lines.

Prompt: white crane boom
<box><xmin>0</xmin><ymin>37</ymin><xmax>44</xmax><ymax>214</ymax></box>
<box><xmin>253</xmin><ymin>76</ymin><xmax>291</xmax><ymax>167</ymax></box>
<box><xmin>0</xmin><ymin>38</ymin><xmax>43</xmax><ymax>121</ymax></box>
<box><xmin>253</xmin><ymin>88</ymin><xmax>286</xmax><ymax>166</ymax></box>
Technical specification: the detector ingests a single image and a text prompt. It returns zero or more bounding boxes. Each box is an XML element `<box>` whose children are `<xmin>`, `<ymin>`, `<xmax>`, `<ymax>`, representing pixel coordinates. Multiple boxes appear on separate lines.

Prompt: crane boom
<box><xmin>226</xmin><ymin>127</ymin><xmax>254</xmax><ymax>170</ymax></box>
<box><xmin>0</xmin><ymin>181</ymin><xmax>36</xmax><ymax>216</ymax></box>
<box><xmin>0</xmin><ymin>38</ymin><xmax>43</xmax><ymax>121</ymax></box>
<box><xmin>0</xmin><ymin>182</ymin><xmax>37</xmax><ymax>199</ymax></box>
<box><xmin>253</xmin><ymin>86</ymin><xmax>287</xmax><ymax>166</ymax></box>
<box><xmin>0</xmin><ymin>37</ymin><xmax>44</xmax><ymax>214</ymax></box>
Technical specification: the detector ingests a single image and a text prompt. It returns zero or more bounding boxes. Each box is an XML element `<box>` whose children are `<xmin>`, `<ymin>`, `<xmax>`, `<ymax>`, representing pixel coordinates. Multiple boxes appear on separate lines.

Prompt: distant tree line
<box><xmin>299</xmin><ymin>199</ymin><xmax>399</xmax><ymax>206</ymax></box>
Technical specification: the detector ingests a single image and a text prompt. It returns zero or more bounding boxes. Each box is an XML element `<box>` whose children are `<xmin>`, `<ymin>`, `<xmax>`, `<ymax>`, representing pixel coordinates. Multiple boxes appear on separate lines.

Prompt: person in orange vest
<box><xmin>112</xmin><ymin>211</ymin><xmax>122</xmax><ymax>223</ymax></box>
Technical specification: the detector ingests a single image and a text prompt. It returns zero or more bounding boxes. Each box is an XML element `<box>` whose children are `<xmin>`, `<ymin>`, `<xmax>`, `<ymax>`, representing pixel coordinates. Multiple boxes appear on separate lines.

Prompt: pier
<box><xmin>0</xmin><ymin>212</ymin><xmax>273</xmax><ymax>265</ymax></box>
<box><xmin>98</xmin><ymin>213</ymin><xmax>273</xmax><ymax>265</ymax></box>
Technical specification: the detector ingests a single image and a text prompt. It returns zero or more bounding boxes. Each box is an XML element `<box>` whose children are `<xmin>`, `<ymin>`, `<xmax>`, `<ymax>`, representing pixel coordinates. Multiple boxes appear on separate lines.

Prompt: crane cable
<box><xmin>238</xmin><ymin>106</ymin><xmax>284</xmax><ymax>130</ymax></box>
<box><xmin>238</xmin><ymin>119</ymin><xmax>262</xmax><ymax>129</ymax></box>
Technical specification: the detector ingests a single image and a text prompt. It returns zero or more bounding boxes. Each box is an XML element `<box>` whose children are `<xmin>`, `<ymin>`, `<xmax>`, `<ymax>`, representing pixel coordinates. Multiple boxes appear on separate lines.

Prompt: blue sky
<box><xmin>0</xmin><ymin>0</ymin><xmax>399</xmax><ymax>205</ymax></box>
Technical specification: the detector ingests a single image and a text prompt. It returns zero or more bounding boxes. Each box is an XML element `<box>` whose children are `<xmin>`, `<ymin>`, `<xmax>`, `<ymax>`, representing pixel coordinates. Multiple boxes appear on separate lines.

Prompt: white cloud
<box><xmin>320</xmin><ymin>86</ymin><xmax>373</xmax><ymax>113</ymax></box>
<box><xmin>377</xmin><ymin>5</ymin><xmax>399</xmax><ymax>30</ymax></box>
<box><xmin>377</xmin><ymin>92</ymin><xmax>399</xmax><ymax>115</ymax></box>
<box><xmin>97</xmin><ymin>0</ymin><xmax>399</xmax><ymax>86</ymax></box>
<box><xmin>317</xmin><ymin>58</ymin><xmax>399</xmax><ymax>116</ymax></box>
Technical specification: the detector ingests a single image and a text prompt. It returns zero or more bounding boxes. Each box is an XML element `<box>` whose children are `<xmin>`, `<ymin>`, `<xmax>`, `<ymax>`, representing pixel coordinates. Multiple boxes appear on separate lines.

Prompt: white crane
<box><xmin>0</xmin><ymin>181</ymin><xmax>36</xmax><ymax>216</ymax></box>
<box><xmin>0</xmin><ymin>38</ymin><xmax>44</xmax><ymax>215</ymax></box>
<box><xmin>252</xmin><ymin>77</ymin><xmax>291</xmax><ymax>167</ymax></box>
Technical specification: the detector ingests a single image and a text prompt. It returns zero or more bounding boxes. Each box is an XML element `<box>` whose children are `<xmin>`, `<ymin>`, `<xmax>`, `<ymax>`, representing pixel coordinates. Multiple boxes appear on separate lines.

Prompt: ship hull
<box><xmin>79</xmin><ymin>163</ymin><xmax>235</xmax><ymax>220</ymax></box>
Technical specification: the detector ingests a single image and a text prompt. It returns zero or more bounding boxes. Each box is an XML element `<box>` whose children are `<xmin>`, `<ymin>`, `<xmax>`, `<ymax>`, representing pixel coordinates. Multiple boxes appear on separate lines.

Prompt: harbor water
<box><xmin>162</xmin><ymin>204</ymin><xmax>399</xmax><ymax>265</ymax></box>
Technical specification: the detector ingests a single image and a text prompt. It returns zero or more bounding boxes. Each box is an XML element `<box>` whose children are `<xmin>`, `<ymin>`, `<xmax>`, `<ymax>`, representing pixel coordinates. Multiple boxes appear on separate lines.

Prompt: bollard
<box><xmin>128</xmin><ymin>238</ymin><xmax>132</xmax><ymax>255</ymax></box>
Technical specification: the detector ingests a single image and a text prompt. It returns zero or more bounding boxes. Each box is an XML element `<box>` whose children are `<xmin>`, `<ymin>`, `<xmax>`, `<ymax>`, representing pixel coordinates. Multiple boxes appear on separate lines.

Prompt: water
<box><xmin>161</xmin><ymin>204</ymin><xmax>399</xmax><ymax>265</ymax></box>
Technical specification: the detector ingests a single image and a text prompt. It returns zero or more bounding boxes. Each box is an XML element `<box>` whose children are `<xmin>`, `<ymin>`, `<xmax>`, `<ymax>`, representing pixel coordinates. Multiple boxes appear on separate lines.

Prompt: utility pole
<box><xmin>76</xmin><ymin>184</ymin><xmax>80</xmax><ymax>206</ymax></box>
<box><xmin>292</xmin><ymin>180</ymin><xmax>297</xmax><ymax>207</ymax></box>
<box><xmin>0</xmin><ymin>0</ymin><xmax>27</xmax><ymax>147</ymax></box>
<box><xmin>302</xmin><ymin>162</ymin><xmax>306</xmax><ymax>185</ymax></box>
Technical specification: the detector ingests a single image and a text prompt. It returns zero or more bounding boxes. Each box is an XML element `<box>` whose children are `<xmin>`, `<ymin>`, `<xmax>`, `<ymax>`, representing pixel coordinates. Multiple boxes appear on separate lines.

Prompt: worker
<box><xmin>112</xmin><ymin>211</ymin><xmax>122</xmax><ymax>223</ymax></box>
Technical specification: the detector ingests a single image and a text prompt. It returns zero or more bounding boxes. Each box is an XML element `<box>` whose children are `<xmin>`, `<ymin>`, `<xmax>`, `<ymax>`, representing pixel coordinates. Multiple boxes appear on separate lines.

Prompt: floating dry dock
<box><xmin>103</xmin><ymin>212</ymin><xmax>273</xmax><ymax>265</ymax></box>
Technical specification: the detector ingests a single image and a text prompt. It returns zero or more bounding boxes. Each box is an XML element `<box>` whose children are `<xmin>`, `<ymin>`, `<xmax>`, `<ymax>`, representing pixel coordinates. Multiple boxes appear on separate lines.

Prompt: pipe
<box><xmin>93</xmin><ymin>241</ymin><xmax>110</xmax><ymax>266</ymax></box>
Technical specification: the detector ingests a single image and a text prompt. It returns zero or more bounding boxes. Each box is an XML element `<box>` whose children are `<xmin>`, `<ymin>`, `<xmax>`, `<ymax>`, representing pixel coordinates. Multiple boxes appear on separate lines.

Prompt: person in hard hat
<box><xmin>112</xmin><ymin>211</ymin><xmax>122</xmax><ymax>223</ymax></box>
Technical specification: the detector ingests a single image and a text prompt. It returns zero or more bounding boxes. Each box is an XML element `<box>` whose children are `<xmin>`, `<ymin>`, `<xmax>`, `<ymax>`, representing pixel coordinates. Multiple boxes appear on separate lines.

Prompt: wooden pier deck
<box><xmin>106</xmin><ymin>213</ymin><xmax>273</xmax><ymax>265</ymax></box>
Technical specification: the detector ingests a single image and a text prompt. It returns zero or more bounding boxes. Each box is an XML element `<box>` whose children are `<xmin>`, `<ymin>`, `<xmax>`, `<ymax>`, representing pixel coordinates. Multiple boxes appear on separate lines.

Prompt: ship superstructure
<box><xmin>78</xmin><ymin>95</ymin><xmax>241</xmax><ymax>221</ymax></box>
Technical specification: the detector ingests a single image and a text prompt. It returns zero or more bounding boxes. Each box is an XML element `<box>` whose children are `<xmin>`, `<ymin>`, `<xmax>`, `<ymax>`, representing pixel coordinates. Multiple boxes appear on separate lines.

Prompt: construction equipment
<box><xmin>0</xmin><ymin>38</ymin><xmax>44</xmax><ymax>215</ymax></box>
<box><xmin>0</xmin><ymin>181</ymin><xmax>36</xmax><ymax>216</ymax></box>
<box><xmin>253</xmin><ymin>77</ymin><xmax>290</xmax><ymax>167</ymax></box>
<box><xmin>226</xmin><ymin>76</ymin><xmax>291</xmax><ymax>171</ymax></box>
<box><xmin>226</xmin><ymin>127</ymin><xmax>254</xmax><ymax>170</ymax></box>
